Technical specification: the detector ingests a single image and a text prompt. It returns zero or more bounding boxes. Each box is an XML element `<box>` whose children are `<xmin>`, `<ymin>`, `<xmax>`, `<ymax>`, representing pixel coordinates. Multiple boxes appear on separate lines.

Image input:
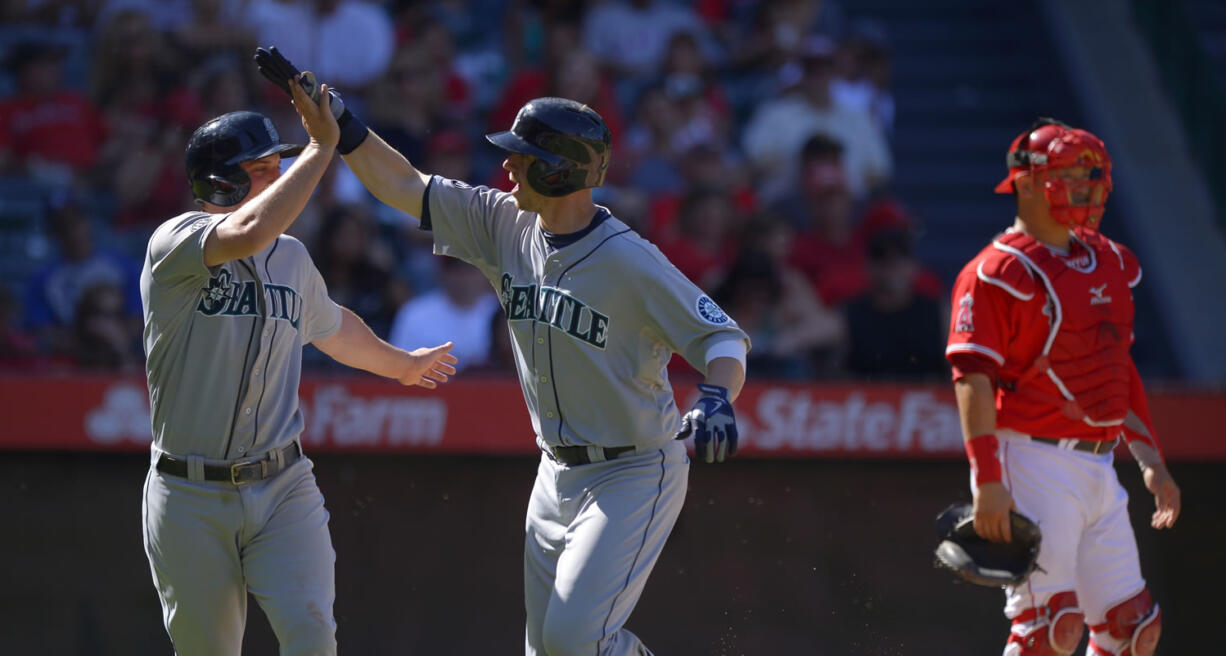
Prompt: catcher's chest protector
<box><xmin>991</xmin><ymin>231</ymin><xmax>1134</xmax><ymax>428</ymax></box>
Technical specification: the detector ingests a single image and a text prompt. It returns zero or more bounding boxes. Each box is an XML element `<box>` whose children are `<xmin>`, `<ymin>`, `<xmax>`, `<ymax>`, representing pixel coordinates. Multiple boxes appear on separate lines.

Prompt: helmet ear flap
<box><xmin>526</xmin><ymin>156</ymin><xmax>575</xmax><ymax>197</ymax></box>
<box><xmin>192</xmin><ymin>165</ymin><xmax>251</xmax><ymax>207</ymax></box>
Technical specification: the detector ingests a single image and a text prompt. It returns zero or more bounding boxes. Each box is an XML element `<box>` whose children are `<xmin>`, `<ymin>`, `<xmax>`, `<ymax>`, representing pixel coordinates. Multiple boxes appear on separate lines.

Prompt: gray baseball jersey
<box><xmin>140</xmin><ymin>210</ymin><xmax>343</xmax><ymax>654</ymax></box>
<box><xmin>424</xmin><ymin>176</ymin><xmax>748</xmax><ymax>452</ymax></box>
<box><xmin>420</xmin><ymin>176</ymin><xmax>748</xmax><ymax>655</ymax></box>
<box><xmin>141</xmin><ymin>211</ymin><xmax>342</xmax><ymax>459</ymax></box>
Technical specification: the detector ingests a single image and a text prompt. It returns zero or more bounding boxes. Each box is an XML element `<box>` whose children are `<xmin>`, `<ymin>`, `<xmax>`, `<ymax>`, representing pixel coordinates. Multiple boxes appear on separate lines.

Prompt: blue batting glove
<box><xmin>675</xmin><ymin>383</ymin><xmax>738</xmax><ymax>463</ymax></box>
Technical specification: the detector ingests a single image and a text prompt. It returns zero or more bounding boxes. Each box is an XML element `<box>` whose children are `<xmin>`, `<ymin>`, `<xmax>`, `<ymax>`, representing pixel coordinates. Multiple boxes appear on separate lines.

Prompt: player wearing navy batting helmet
<box><xmin>256</xmin><ymin>48</ymin><xmax>750</xmax><ymax>655</ymax></box>
<box><xmin>140</xmin><ymin>72</ymin><xmax>458</xmax><ymax>655</ymax></box>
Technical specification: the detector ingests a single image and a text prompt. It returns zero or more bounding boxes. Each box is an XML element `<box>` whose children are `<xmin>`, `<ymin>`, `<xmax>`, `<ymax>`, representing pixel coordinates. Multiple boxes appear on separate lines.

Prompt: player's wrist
<box><xmin>965</xmin><ymin>433</ymin><xmax>1003</xmax><ymax>485</ymax></box>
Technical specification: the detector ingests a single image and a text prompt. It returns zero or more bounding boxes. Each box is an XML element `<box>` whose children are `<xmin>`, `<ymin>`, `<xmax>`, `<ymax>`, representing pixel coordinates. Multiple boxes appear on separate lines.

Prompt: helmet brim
<box><xmin>994</xmin><ymin>172</ymin><xmax>1017</xmax><ymax>194</ymax></box>
<box><xmin>485</xmin><ymin>131</ymin><xmax>563</xmax><ymax>165</ymax></box>
<box><xmin>225</xmin><ymin>142</ymin><xmax>304</xmax><ymax>166</ymax></box>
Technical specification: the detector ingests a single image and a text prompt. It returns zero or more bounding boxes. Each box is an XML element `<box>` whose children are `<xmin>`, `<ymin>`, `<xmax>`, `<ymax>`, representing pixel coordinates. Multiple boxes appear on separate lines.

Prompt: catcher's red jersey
<box><xmin>946</xmin><ymin>228</ymin><xmax>1159</xmax><ymax>447</ymax></box>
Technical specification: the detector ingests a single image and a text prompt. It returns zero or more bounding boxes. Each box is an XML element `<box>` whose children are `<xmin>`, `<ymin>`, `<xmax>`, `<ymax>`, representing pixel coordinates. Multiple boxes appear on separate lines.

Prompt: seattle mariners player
<box><xmin>140</xmin><ymin>79</ymin><xmax>457</xmax><ymax>655</ymax></box>
<box><xmin>254</xmin><ymin>48</ymin><xmax>750</xmax><ymax>655</ymax></box>
<box><xmin>946</xmin><ymin>118</ymin><xmax>1181</xmax><ymax>656</ymax></box>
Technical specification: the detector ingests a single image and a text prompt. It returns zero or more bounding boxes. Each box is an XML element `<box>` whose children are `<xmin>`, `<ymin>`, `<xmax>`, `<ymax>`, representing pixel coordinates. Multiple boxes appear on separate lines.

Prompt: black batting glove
<box><xmin>253</xmin><ymin>46</ymin><xmax>369</xmax><ymax>154</ymax></box>
<box><xmin>675</xmin><ymin>383</ymin><xmax>738</xmax><ymax>463</ymax></box>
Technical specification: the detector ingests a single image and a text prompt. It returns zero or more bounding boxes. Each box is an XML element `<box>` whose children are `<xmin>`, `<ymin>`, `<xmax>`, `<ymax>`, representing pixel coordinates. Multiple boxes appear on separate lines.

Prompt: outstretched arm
<box><xmin>313</xmin><ymin>307</ymin><xmax>458</xmax><ymax>389</ymax></box>
<box><xmin>342</xmin><ymin>132</ymin><xmax>432</xmax><ymax>220</ymax></box>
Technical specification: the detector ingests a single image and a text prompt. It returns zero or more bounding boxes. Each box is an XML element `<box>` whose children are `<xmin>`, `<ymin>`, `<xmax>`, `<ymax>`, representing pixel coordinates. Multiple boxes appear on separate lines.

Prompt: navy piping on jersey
<box><xmin>418</xmin><ymin>177</ymin><xmax>434</xmax><ymax>231</ymax></box>
<box><xmin>601</xmin><ymin>448</ymin><xmax>668</xmax><ymax>648</ymax></box>
<box><xmin>546</xmin><ymin>223</ymin><xmax>633</xmax><ymax>446</ymax></box>
<box><xmin>222</xmin><ymin>257</ymin><xmax>261</xmax><ymax>458</ymax></box>
<box><xmin>541</xmin><ymin>208</ymin><xmax>610</xmax><ymax>249</ymax></box>
<box><xmin>248</xmin><ymin>241</ymin><xmax>283</xmax><ymax>456</ymax></box>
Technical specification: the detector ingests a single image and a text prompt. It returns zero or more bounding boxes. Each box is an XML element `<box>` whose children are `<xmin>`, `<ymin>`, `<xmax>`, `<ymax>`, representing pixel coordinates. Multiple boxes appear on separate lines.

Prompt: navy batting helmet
<box><xmin>185</xmin><ymin>111</ymin><xmax>304</xmax><ymax>207</ymax></box>
<box><xmin>485</xmin><ymin>97</ymin><xmax>611</xmax><ymax>197</ymax></box>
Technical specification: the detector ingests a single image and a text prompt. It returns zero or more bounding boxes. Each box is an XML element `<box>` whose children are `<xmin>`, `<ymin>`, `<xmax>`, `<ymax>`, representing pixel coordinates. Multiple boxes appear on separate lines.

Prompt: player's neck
<box><xmin>1013</xmin><ymin>213</ymin><xmax>1070</xmax><ymax>250</ymax></box>
<box><xmin>536</xmin><ymin>192</ymin><xmax>598</xmax><ymax>235</ymax></box>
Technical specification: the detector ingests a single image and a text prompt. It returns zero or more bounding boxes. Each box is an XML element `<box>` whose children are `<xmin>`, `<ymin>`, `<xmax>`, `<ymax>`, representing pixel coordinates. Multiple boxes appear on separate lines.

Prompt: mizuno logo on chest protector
<box><xmin>196</xmin><ymin>267</ymin><xmax>303</xmax><ymax>328</ymax></box>
<box><xmin>500</xmin><ymin>273</ymin><xmax>609</xmax><ymax>348</ymax></box>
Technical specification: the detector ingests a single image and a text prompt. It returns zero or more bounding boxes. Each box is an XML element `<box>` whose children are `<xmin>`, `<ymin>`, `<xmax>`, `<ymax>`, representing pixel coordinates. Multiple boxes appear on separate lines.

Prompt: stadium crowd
<box><xmin>0</xmin><ymin>0</ymin><xmax>948</xmax><ymax>382</ymax></box>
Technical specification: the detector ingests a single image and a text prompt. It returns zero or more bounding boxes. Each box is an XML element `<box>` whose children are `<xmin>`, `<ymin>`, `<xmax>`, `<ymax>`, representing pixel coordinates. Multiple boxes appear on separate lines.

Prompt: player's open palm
<box><xmin>396</xmin><ymin>342</ymin><xmax>458</xmax><ymax>389</ymax></box>
<box><xmin>1143</xmin><ymin>463</ymin><xmax>1181</xmax><ymax>529</ymax></box>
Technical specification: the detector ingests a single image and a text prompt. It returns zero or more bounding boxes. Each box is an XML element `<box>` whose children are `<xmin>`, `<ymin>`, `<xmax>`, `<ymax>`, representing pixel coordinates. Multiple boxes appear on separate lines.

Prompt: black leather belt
<box><xmin>548</xmin><ymin>445</ymin><xmax>636</xmax><ymax>466</ymax></box>
<box><xmin>1031</xmin><ymin>436</ymin><xmax>1119</xmax><ymax>455</ymax></box>
<box><xmin>156</xmin><ymin>442</ymin><xmax>302</xmax><ymax>485</ymax></box>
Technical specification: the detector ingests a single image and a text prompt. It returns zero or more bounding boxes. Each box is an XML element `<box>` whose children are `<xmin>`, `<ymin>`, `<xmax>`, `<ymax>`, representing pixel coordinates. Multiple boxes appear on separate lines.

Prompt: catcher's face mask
<box><xmin>996</xmin><ymin>124</ymin><xmax>1114</xmax><ymax>230</ymax></box>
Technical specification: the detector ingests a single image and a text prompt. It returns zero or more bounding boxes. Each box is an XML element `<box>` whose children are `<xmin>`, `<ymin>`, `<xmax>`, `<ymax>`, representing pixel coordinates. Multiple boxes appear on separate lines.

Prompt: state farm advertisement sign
<box><xmin>1</xmin><ymin>375</ymin><xmax>1223</xmax><ymax>460</ymax></box>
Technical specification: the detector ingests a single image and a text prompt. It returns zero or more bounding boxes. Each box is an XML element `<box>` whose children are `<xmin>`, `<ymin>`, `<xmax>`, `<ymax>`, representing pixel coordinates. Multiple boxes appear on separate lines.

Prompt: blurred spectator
<box><xmin>0</xmin><ymin>287</ymin><xmax>43</xmax><ymax>370</ymax></box>
<box><xmin>191</xmin><ymin>54</ymin><xmax>258</xmax><ymax>119</ymax></box>
<box><xmin>2</xmin><ymin>0</ymin><xmax>101</xmax><ymax>25</ymax></box>
<box><xmin>727</xmin><ymin>0</ymin><xmax>845</xmax><ymax>75</ymax></box>
<box><xmin>622</xmin><ymin>84</ymin><xmax>686</xmax><ymax>195</ymax></box>
<box><xmin>367</xmin><ymin>42</ymin><xmax>456</xmax><ymax>166</ymax></box>
<box><xmin>244</xmin><ymin>0</ymin><xmax>395</xmax><ymax>91</ymax></box>
<box><xmin>712</xmin><ymin>229</ymin><xmax>844</xmax><ymax>380</ymax></box>
<box><xmin>741</xmin><ymin>34</ymin><xmax>890</xmax><ymax>202</ymax></box>
<box><xmin>657</xmin><ymin>189</ymin><xmax>742</xmax><ymax>291</ymax></box>
<box><xmin>23</xmin><ymin>191</ymin><xmax>142</xmax><ymax>355</ymax></box>
<box><xmin>67</xmin><ymin>281</ymin><xmax>144</xmax><ymax>371</ymax></box>
<box><xmin>169</xmin><ymin>0</ymin><xmax>258</xmax><ymax>62</ymax></box>
<box><xmin>312</xmin><ymin>204</ymin><xmax>407</xmax><ymax>339</ymax></box>
<box><xmin>655</xmin><ymin>30</ymin><xmax>733</xmax><ymax>150</ymax></box>
<box><xmin>425</xmin><ymin>129</ymin><xmax>476</xmax><ymax>183</ymax></box>
<box><xmin>91</xmin><ymin>8</ymin><xmax>200</xmax><ymax>228</ymax></box>
<box><xmin>404</xmin><ymin>17</ymin><xmax>474</xmax><ymax>119</ymax></box>
<box><xmin>842</xmin><ymin>211</ymin><xmax>947</xmax><ymax>380</ymax></box>
<box><xmin>464</xmin><ymin>305</ymin><xmax>517</xmax><ymax>376</ymax></box>
<box><xmin>388</xmin><ymin>257</ymin><xmax>500</xmax><ymax>373</ymax></box>
<box><xmin>775</xmin><ymin>133</ymin><xmax>869</xmax><ymax>306</ymax></box>
<box><xmin>0</xmin><ymin>40</ymin><xmax>106</xmax><ymax>185</ymax></box>
<box><xmin>581</xmin><ymin>0</ymin><xmax>715</xmax><ymax>83</ymax></box>
<box><xmin>831</xmin><ymin>19</ymin><xmax>895</xmax><ymax>137</ymax></box>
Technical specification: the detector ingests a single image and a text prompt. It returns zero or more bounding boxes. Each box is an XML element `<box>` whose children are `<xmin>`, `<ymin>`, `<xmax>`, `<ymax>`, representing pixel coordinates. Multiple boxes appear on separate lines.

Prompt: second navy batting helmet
<box><xmin>185</xmin><ymin>111</ymin><xmax>304</xmax><ymax>207</ymax></box>
<box><xmin>485</xmin><ymin>97</ymin><xmax>611</xmax><ymax>197</ymax></box>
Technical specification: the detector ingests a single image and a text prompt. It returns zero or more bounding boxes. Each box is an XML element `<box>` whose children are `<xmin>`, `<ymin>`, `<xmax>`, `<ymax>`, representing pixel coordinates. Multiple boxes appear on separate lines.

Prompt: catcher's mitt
<box><xmin>934</xmin><ymin>503</ymin><xmax>1042</xmax><ymax>588</ymax></box>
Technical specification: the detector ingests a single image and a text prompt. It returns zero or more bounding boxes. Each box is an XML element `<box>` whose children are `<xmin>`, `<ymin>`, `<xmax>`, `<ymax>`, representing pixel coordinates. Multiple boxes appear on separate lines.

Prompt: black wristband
<box><xmin>336</xmin><ymin>110</ymin><xmax>369</xmax><ymax>155</ymax></box>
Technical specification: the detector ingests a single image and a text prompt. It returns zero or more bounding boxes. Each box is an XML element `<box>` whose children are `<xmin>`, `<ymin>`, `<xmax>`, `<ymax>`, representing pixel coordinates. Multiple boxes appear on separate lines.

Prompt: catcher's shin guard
<box><xmin>1088</xmin><ymin>589</ymin><xmax>1161</xmax><ymax>656</ymax></box>
<box><xmin>1004</xmin><ymin>591</ymin><xmax>1084</xmax><ymax>656</ymax></box>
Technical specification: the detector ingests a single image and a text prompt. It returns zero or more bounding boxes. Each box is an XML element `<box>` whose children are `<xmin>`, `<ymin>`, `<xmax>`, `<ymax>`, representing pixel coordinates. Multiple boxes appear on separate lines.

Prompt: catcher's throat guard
<box><xmin>934</xmin><ymin>503</ymin><xmax>1042</xmax><ymax>588</ymax></box>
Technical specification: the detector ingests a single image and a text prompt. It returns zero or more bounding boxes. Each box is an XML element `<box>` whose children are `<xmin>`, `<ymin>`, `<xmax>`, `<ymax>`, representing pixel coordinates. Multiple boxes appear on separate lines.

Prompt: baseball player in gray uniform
<box><xmin>254</xmin><ymin>49</ymin><xmax>750</xmax><ymax>655</ymax></box>
<box><xmin>140</xmin><ymin>79</ymin><xmax>458</xmax><ymax>655</ymax></box>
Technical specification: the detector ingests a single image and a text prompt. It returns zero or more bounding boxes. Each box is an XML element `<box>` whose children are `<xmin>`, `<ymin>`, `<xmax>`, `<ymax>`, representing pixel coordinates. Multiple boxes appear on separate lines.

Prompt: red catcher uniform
<box><xmin>945</xmin><ymin>112</ymin><xmax>1166</xmax><ymax>656</ymax></box>
<box><xmin>947</xmin><ymin>227</ymin><xmax>1164</xmax><ymax>656</ymax></box>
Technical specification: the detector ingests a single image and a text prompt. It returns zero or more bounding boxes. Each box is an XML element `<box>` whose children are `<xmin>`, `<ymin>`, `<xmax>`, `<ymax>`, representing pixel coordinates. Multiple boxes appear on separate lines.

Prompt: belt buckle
<box><xmin>229</xmin><ymin>458</ymin><xmax>268</xmax><ymax>485</ymax></box>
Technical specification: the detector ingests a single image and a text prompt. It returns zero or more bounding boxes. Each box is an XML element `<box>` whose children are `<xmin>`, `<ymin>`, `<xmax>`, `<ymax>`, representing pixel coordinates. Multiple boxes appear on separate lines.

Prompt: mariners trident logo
<box><xmin>197</xmin><ymin>267</ymin><xmax>304</xmax><ymax>328</ymax></box>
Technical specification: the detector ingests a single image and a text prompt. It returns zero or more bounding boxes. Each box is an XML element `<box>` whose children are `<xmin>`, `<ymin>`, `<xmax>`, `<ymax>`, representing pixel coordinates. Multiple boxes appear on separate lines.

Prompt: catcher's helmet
<box><xmin>995</xmin><ymin>118</ymin><xmax>1113</xmax><ymax>230</ymax></box>
<box><xmin>185</xmin><ymin>111</ymin><xmax>304</xmax><ymax>207</ymax></box>
<box><xmin>485</xmin><ymin>97</ymin><xmax>611</xmax><ymax>197</ymax></box>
